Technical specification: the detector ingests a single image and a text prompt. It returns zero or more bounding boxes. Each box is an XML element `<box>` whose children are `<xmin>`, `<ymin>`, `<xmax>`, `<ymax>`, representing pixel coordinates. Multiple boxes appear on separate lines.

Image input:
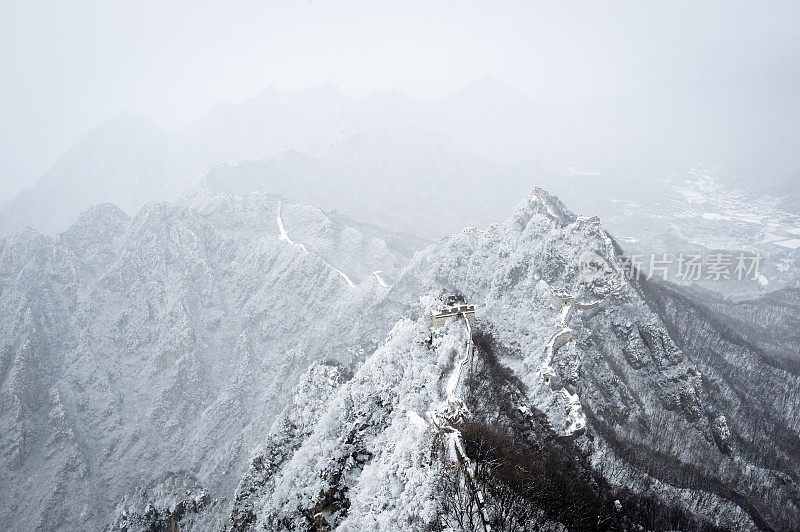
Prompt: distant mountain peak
<box><xmin>509</xmin><ymin>187</ymin><xmax>577</xmax><ymax>229</ymax></box>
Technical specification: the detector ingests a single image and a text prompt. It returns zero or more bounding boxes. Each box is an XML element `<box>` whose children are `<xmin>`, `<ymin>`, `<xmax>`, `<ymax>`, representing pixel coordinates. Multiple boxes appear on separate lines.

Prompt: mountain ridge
<box><xmin>4</xmin><ymin>67</ymin><xmax>799</xmax><ymax>237</ymax></box>
<box><xmin>2</xmin><ymin>187</ymin><xmax>797</xmax><ymax>530</ymax></box>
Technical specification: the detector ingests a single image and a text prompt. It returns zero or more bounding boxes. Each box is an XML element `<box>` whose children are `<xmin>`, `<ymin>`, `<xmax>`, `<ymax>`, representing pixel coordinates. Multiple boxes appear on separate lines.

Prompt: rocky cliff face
<box><xmin>0</xmin><ymin>193</ymin><xmax>418</xmax><ymax>531</ymax></box>
<box><xmin>230</xmin><ymin>189</ymin><xmax>799</xmax><ymax>530</ymax></box>
<box><xmin>2</xmin><ymin>188</ymin><xmax>797</xmax><ymax>530</ymax></box>
<box><xmin>639</xmin><ymin>281</ymin><xmax>800</xmax><ymax>527</ymax></box>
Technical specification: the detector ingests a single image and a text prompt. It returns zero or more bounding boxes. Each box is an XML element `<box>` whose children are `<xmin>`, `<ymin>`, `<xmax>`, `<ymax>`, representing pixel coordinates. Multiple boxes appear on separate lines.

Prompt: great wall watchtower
<box><xmin>424</xmin><ymin>293</ymin><xmax>477</xmax><ymax>330</ymax></box>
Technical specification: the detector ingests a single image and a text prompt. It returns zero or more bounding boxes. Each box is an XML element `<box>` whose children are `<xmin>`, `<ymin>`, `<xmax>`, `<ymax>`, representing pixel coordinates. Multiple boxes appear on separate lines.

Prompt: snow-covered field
<box><xmin>672</xmin><ymin>171</ymin><xmax>800</xmax><ymax>251</ymax></box>
<box><xmin>593</xmin><ymin>171</ymin><xmax>800</xmax><ymax>295</ymax></box>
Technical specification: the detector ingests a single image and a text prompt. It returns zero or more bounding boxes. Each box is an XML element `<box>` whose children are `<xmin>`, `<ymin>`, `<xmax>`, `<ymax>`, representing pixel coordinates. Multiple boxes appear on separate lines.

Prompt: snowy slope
<box><xmin>230</xmin><ymin>319</ymin><xmax>443</xmax><ymax>530</ymax></box>
<box><xmin>2</xmin><ymin>187</ymin><xmax>798</xmax><ymax>530</ymax></box>
<box><xmin>229</xmin><ymin>188</ymin><xmax>800</xmax><ymax>531</ymax></box>
<box><xmin>0</xmin><ymin>193</ymin><xmax>418</xmax><ymax>531</ymax></box>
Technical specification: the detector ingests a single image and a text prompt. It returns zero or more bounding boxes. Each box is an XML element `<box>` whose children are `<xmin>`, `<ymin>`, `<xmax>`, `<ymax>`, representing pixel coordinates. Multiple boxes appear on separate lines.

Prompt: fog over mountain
<box><xmin>4</xmin><ymin>65</ymin><xmax>800</xmax><ymax>236</ymax></box>
<box><xmin>2</xmin><ymin>2</ymin><xmax>799</xmax><ymax>531</ymax></box>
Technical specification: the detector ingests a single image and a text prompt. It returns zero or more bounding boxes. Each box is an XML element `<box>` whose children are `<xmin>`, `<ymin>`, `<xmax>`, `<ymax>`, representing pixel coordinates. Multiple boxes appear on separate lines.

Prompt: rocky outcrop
<box><xmin>229</xmin><ymin>188</ymin><xmax>799</xmax><ymax>530</ymax></box>
<box><xmin>0</xmin><ymin>194</ymin><xmax>417</xmax><ymax>531</ymax></box>
<box><xmin>3</xmin><ymin>187</ymin><xmax>798</xmax><ymax>530</ymax></box>
<box><xmin>106</xmin><ymin>471</ymin><xmax>222</xmax><ymax>532</ymax></box>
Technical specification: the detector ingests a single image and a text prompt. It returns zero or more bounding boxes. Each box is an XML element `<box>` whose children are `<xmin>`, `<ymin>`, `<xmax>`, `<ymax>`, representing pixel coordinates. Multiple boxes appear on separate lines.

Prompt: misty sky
<box><xmin>1</xmin><ymin>0</ymin><xmax>799</xmax><ymax>202</ymax></box>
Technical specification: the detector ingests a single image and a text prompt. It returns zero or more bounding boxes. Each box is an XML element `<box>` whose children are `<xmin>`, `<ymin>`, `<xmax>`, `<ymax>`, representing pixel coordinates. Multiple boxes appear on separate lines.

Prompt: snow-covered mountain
<box><xmin>226</xmin><ymin>189</ymin><xmax>800</xmax><ymax>531</ymax></box>
<box><xmin>2</xmin><ymin>188</ymin><xmax>798</xmax><ymax>530</ymax></box>
<box><xmin>0</xmin><ymin>193</ymin><xmax>420</xmax><ymax>530</ymax></box>
<box><xmin>0</xmin><ymin>114</ymin><xmax>202</xmax><ymax>236</ymax></box>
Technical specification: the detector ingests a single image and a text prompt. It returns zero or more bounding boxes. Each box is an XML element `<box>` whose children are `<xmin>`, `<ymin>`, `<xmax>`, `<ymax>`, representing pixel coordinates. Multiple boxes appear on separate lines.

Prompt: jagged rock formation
<box><xmin>230</xmin><ymin>188</ymin><xmax>799</xmax><ymax>530</ymax></box>
<box><xmin>106</xmin><ymin>471</ymin><xmax>223</xmax><ymax>532</ymax></box>
<box><xmin>2</xmin><ymin>187</ymin><xmax>798</xmax><ymax>530</ymax></box>
<box><xmin>0</xmin><ymin>193</ymin><xmax>418</xmax><ymax>531</ymax></box>
<box><xmin>639</xmin><ymin>281</ymin><xmax>800</xmax><ymax>527</ymax></box>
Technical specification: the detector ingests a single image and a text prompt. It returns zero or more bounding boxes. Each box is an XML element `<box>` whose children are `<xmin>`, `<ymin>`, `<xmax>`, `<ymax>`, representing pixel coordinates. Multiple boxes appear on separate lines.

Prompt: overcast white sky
<box><xmin>1</xmin><ymin>0</ymin><xmax>799</xmax><ymax>202</ymax></box>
